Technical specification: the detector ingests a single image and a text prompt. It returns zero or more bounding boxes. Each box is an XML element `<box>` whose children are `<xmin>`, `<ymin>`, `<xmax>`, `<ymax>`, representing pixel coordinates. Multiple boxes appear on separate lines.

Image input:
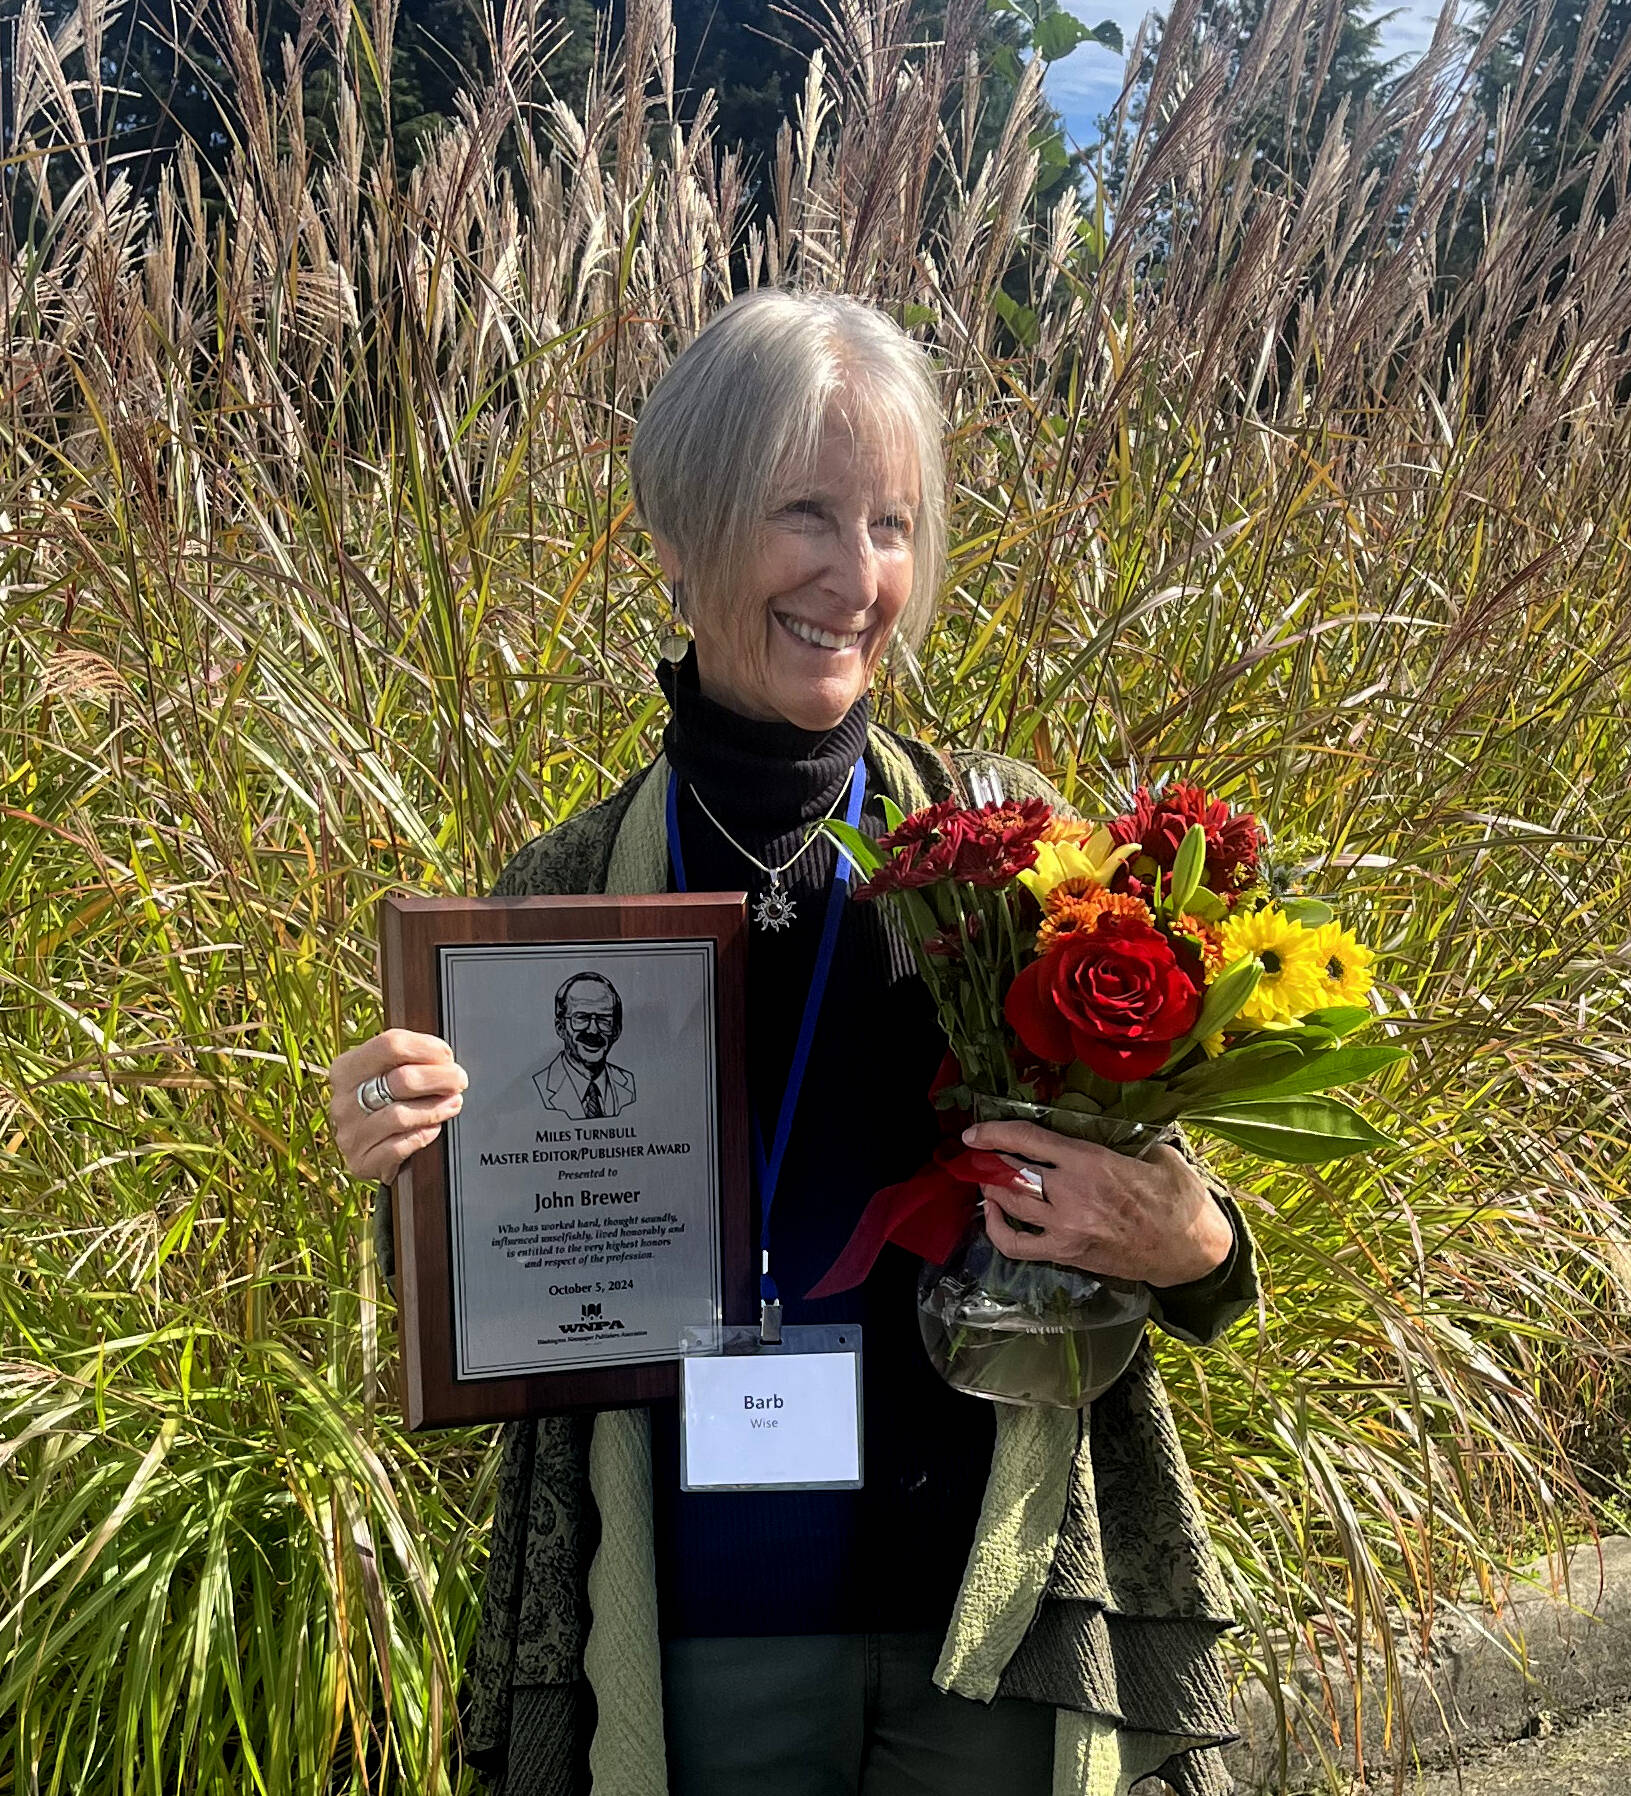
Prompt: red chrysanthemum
<box><xmin>856</xmin><ymin>797</ymin><xmax>1052</xmax><ymax>897</ymax></box>
<box><xmin>879</xmin><ymin>798</ymin><xmax>966</xmax><ymax>852</ymax></box>
<box><xmin>945</xmin><ymin>798</ymin><xmax>1050</xmax><ymax>886</ymax></box>
<box><xmin>1107</xmin><ymin>783</ymin><xmax>1261</xmax><ymax>899</ymax></box>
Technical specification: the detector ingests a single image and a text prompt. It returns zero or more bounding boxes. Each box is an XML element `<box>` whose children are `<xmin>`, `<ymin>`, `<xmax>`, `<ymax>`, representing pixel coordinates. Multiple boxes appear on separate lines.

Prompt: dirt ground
<box><xmin>1402</xmin><ymin>1700</ymin><xmax>1631</xmax><ymax>1796</ymax></box>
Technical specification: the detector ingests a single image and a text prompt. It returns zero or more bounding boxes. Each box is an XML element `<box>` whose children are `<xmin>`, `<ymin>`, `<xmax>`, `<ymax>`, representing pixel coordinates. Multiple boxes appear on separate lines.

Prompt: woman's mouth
<box><xmin>774</xmin><ymin>611</ymin><xmax>863</xmax><ymax>652</ymax></box>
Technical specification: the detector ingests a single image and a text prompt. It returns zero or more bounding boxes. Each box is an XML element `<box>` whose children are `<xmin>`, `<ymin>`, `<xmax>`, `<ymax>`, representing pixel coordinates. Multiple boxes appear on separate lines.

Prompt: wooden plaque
<box><xmin>380</xmin><ymin>893</ymin><xmax>752</xmax><ymax>1429</ymax></box>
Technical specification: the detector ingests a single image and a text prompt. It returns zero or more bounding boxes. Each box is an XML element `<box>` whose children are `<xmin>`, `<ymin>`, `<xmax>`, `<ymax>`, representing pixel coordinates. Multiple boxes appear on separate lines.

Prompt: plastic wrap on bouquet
<box><xmin>916</xmin><ymin>1097</ymin><xmax>1178</xmax><ymax>1408</ymax></box>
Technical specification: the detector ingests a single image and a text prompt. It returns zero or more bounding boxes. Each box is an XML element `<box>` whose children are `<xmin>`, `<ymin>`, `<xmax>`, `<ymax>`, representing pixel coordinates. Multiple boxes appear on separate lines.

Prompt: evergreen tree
<box><xmin>2</xmin><ymin>0</ymin><xmax>1104</xmax><ymax>230</ymax></box>
<box><xmin>1465</xmin><ymin>0</ymin><xmax>1630</xmax><ymax>234</ymax></box>
<box><xmin>1098</xmin><ymin>0</ymin><xmax>1403</xmax><ymax>213</ymax></box>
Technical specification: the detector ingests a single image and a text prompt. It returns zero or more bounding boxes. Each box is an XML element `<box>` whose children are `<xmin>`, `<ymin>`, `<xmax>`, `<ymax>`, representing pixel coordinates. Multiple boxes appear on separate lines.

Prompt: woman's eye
<box><xmin>879</xmin><ymin>513</ymin><xmax>913</xmax><ymax>535</ymax></box>
<box><xmin>782</xmin><ymin>499</ymin><xmax>823</xmax><ymax>519</ymax></box>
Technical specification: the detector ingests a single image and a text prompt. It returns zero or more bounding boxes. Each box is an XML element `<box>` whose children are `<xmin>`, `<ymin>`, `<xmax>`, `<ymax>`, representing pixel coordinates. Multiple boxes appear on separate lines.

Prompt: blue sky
<box><xmin>1042</xmin><ymin>1</ymin><xmax>1471</xmax><ymax>149</ymax></box>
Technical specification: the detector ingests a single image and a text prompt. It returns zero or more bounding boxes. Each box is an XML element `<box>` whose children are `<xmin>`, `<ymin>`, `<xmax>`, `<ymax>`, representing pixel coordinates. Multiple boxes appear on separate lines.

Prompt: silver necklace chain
<box><xmin>684</xmin><ymin>767</ymin><xmax>858</xmax><ymax>931</ymax></box>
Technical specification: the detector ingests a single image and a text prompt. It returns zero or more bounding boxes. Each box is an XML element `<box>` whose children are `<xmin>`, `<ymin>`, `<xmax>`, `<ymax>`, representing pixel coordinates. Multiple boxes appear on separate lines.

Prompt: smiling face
<box><xmin>656</xmin><ymin>403</ymin><xmax>919</xmax><ymax>731</ymax></box>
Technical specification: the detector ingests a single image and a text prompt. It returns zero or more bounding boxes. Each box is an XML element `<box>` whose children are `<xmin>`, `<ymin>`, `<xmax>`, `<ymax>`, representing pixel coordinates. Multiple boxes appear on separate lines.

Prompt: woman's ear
<box><xmin>651</xmin><ymin>534</ymin><xmax>685</xmax><ymax>604</ymax></box>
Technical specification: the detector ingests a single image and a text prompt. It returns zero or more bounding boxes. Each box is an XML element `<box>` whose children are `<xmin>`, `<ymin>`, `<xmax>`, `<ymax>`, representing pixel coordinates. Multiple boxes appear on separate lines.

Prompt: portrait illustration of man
<box><xmin>534</xmin><ymin>971</ymin><xmax>637</xmax><ymax>1120</ymax></box>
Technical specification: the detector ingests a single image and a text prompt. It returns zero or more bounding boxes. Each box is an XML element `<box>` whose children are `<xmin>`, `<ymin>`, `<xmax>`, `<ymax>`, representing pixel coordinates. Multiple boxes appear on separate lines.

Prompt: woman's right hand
<box><xmin>327</xmin><ymin>1029</ymin><xmax>469</xmax><ymax>1184</ymax></box>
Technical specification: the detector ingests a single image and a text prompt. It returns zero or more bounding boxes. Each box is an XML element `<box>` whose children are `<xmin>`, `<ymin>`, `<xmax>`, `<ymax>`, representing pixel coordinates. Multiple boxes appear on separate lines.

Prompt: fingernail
<box><xmin>449</xmin><ymin>1095</ymin><xmax>463</xmax><ymax>1113</ymax></box>
<box><xmin>961</xmin><ymin>1126</ymin><xmax>978</xmax><ymax>1144</ymax></box>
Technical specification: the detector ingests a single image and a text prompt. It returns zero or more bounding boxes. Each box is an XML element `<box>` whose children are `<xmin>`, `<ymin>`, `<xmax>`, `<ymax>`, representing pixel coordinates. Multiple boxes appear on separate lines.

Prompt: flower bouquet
<box><xmin>813</xmin><ymin>782</ymin><xmax>1405</xmax><ymax>1407</ymax></box>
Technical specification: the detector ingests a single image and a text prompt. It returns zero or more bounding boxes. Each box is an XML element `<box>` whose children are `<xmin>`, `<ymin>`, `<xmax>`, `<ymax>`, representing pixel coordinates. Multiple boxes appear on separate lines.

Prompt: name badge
<box><xmin>678</xmin><ymin>1324</ymin><xmax>863</xmax><ymax>1492</ymax></box>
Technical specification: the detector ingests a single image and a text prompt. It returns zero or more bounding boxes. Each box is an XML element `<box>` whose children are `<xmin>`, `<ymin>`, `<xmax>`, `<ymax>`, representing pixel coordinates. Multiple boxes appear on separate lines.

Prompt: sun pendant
<box><xmin>754</xmin><ymin>882</ymin><xmax>796</xmax><ymax>931</ymax></box>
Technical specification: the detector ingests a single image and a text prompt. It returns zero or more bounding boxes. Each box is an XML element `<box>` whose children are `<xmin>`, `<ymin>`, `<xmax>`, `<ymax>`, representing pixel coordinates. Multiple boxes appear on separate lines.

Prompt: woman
<box><xmin>328</xmin><ymin>289</ymin><xmax>1258</xmax><ymax>1796</ymax></box>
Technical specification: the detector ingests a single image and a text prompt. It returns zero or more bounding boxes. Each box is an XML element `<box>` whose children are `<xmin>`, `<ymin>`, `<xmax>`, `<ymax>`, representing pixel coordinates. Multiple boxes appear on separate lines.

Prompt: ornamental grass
<box><xmin>2</xmin><ymin>0</ymin><xmax>1630</xmax><ymax>1788</ymax></box>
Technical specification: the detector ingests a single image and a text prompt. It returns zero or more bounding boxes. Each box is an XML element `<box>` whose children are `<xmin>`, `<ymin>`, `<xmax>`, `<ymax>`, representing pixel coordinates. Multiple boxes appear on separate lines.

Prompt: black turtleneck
<box><xmin>649</xmin><ymin>649</ymin><xmax>998</xmax><ymax>1638</ymax></box>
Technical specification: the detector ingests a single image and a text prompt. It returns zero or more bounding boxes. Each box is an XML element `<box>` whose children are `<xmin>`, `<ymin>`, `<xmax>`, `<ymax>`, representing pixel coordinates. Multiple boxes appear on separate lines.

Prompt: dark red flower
<box><xmin>945</xmin><ymin>798</ymin><xmax>1050</xmax><ymax>886</ymax></box>
<box><xmin>878</xmin><ymin>798</ymin><xmax>965</xmax><ymax>852</ymax></box>
<box><xmin>922</xmin><ymin>913</ymin><xmax>985</xmax><ymax>958</ymax></box>
<box><xmin>1003</xmin><ymin>915</ymin><xmax>1202</xmax><ymax>1082</ymax></box>
<box><xmin>1107</xmin><ymin>784</ymin><xmax>1261</xmax><ymax>898</ymax></box>
<box><xmin>856</xmin><ymin>797</ymin><xmax>1052</xmax><ymax>897</ymax></box>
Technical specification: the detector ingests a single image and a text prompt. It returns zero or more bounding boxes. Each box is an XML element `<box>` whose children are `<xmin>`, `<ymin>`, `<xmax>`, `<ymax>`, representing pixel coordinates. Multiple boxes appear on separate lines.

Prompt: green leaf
<box><xmin>879</xmin><ymin>794</ymin><xmax>906</xmax><ymax>831</ymax></box>
<box><xmin>1193</xmin><ymin>955</ymin><xmax>1263</xmax><ymax>1039</ymax></box>
<box><xmin>1184</xmin><ymin>1095</ymin><xmax>1398</xmax><ymax>1163</ymax></box>
<box><xmin>1034</xmin><ymin>129</ymin><xmax>1071</xmax><ymax>174</ymax></box>
<box><xmin>1281</xmin><ymin>897</ymin><xmax>1335</xmax><ymax>927</ymax></box>
<box><xmin>1032</xmin><ymin>10</ymin><xmax>1093</xmax><ymax>60</ymax></box>
<box><xmin>1235</xmin><ymin>1044</ymin><xmax>1410</xmax><ymax>1100</ymax></box>
<box><xmin>1300</xmin><ymin>1005</ymin><xmax>1375</xmax><ymax>1036</ymax></box>
<box><xmin>1184</xmin><ymin>887</ymin><xmax>1228</xmax><ymax>922</ymax></box>
<box><xmin>1156</xmin><ymin>955</ymin><xmax>1263</xmax><ymax>1071</ymax></box>
<box><xmin>1167</xmin><ymin>1041</ymin><xmax>1306</xmax><ymax>1101</ymax></box>
<box><xmin>993</xmin><ymin>289</ymin><xmax>1039</xmax><ymax>345</ymax></box>
<box><xmin>1234</xmin><ymin>1022</ymin><xmax>1338</xmax><ymax>1050</ymax></box>
<box><xmin>900</xmin><ymin>305</ymin><xmax>938</xmax><ymax>332</ymax></box>
<box><xmin>1031</xmin><ymin>11</ymin><xmax>1089</xmax><ymax>60</ymax></box>
<box><xmin>1168</xmin><ymin>823</ymin><xmax>1206</xmax><ymax>915</ymax></box>
<box><xmin>1118</xmin><ymin>1079</ymin><xmax>1171</xmax><ymax>1122</ymax></box>
<box><xmin>823</xmin><ymin>819</ymin><xmax>883</xmax><ymax>875</ymax></box>
<box><xmin>1090</xmin><ymin>18</ymin><xmax>1123</xmax><ymax>51</ymax></box>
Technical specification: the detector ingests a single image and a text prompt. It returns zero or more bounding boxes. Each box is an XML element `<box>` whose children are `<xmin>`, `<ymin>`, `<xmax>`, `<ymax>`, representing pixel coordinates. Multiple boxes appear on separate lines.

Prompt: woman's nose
<box><xmin>824</xmin><ymin>521</ymin><xmax>879</xmax><ymax>608</ymax></box>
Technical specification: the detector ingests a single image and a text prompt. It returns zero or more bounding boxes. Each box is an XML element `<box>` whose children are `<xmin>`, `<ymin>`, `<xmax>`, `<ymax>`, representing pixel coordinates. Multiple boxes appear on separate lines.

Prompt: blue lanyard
<box><xmin>667</xmin><ymin>756</ymin><xmax>868</xmax><ymax>1314</ymax></box>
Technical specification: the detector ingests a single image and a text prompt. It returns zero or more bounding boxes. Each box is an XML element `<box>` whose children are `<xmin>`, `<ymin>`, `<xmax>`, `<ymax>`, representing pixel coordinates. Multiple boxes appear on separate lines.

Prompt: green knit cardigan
<box><xmin>377</xmin><ymin>726</ymin><xmax>1259</xmax><ymax>1796</ymax></box>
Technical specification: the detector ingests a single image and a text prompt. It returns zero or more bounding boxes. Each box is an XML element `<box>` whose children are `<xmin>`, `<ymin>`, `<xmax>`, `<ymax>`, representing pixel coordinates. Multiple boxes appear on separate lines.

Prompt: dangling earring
<box><xmin>659</xmin><ymin>580</ymin><xmax>690</xmax><ymax>663</ymax></box>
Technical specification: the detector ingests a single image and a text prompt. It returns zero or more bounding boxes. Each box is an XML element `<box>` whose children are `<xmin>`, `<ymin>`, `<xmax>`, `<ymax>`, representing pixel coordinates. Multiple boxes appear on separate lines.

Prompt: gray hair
<box><xmin>629</xmin><ymin>289</ymin><xmax>946</xmax><ymax>651</ymax></box>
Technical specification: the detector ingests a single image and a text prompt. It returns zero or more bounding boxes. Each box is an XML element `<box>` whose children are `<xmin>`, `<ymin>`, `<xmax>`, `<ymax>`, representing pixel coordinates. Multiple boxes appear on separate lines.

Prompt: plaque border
<box><xmin>380</xmin><ymin>892</ymin><xmax>752</xmax><ymax>1429</ymax></box>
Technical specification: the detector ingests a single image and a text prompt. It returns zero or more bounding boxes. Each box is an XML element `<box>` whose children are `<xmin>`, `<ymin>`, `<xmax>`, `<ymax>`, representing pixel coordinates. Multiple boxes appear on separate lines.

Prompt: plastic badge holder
<box><xmin>678</xmin><ymin>1323</ymin><xmax>864</xmax><ymax>1493</ymax></box>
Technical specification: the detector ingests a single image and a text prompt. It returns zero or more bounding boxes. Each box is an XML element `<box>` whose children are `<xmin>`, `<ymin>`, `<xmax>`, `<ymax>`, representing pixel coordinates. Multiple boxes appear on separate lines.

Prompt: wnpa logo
<box><xmin>558</xmin><ymin>1299</ymin><xmax>623</xmax><ymax>1337</ymax></box>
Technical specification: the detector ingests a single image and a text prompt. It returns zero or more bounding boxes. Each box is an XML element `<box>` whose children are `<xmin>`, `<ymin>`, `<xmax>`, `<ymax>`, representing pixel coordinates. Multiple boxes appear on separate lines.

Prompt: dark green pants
<box><xmin>661</xmin><ymin>1630</ymin><xmax>1055</xmax><ymax>1796</ymax></box>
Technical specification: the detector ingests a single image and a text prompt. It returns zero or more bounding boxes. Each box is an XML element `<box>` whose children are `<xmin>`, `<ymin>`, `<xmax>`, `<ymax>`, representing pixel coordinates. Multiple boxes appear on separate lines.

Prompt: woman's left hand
<box><xmin>960</xmin><ymin>1121</ymin><xmax>1234</xmax><ymax>1288</ymax></box>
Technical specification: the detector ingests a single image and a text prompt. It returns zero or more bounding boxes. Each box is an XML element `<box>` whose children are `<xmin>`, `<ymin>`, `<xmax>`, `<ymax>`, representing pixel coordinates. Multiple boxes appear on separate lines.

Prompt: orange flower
<box><xmin>1036</xmin><ymin>886</ymin><xmax>1153</xmax><ymax>954</ymax></box>
<box><xmin>1171</xmin><ymin>912</ymin><xmax>1225</xmax><ymax>977</ymax></box>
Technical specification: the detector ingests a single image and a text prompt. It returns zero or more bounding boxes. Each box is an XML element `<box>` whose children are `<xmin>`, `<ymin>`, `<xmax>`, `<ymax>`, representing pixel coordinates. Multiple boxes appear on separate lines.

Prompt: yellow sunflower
<box><xmin>1019</xmin><ymin>825</ymin><xmax>1142</xmax><ymax>904</ymax></box>
<box><xmin>1217</xmin><ymin>905</ymin><xmax>1326</xmax><ymax>1026</ymax></box>
<box><xmin>1304</xmin><ymin>919</ymin><xmax>1375</xmax><ymax>1007</ymax></box>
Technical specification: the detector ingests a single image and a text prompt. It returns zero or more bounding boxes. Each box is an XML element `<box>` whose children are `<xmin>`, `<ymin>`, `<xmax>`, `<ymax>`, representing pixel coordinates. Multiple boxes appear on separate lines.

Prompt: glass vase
<box><xmin>916</xmin><ymin>1094</ymin><xmax>1177</xmax><ymax>1408</ymax></box>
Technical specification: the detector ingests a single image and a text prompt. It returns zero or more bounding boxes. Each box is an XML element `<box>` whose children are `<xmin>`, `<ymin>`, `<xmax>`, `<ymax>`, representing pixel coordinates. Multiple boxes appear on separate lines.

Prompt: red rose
<box><xmin>1003</xmin><ymin>916</ymin><xmax>1202</xmax><ymax>1081</ymax></box>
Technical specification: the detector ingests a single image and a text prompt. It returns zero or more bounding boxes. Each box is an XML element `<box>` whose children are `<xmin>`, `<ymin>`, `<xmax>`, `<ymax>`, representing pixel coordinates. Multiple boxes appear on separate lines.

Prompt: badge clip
<box><xmin>759</xmin><ymin>1298</ymin><xmax>783</xmax><ymax>1344</ymax></box>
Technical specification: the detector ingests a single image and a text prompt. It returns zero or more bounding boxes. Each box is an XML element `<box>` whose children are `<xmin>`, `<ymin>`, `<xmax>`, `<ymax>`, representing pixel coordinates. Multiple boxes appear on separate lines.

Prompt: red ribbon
<box><xmin>803</xmin><ymin>1136</ymin><xmax>1024</xmax><ymax>1299</ymax></box>
<box><xmin>807</xmin><ymin>1054</ymin><xmax>1043</xmax><ymax>1301</ymax></box>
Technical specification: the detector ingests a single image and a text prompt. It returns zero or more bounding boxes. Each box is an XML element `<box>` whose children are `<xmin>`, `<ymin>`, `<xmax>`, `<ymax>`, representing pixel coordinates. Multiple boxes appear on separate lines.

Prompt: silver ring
<box><xmin>999</xmin><ymin>1155</ymin><xmax>1046</xmax><ymax>1198</ymax></box>
<box><xmin>357</xmin><ymin>1072</ymin><xmax>395</xmax><ymax>1115</ymax></box>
